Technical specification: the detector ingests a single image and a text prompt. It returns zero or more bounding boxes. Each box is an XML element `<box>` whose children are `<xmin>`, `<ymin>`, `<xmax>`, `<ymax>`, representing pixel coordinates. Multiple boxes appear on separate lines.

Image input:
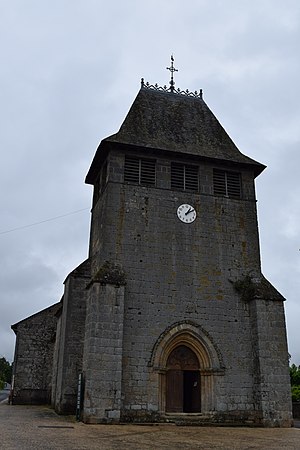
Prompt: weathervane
<box><xmin>166</xmin><ymin>55</ymin><xmax>178</xmax><ymax>93</ymax></box>
<box><xmin>141</xmin><ymin>55</ymin><xmax>203</xmax><ymax>99</ymax></box>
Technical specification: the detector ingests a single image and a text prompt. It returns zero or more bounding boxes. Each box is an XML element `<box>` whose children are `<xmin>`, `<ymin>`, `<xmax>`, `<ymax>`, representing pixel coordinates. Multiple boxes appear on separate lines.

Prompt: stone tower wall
<box><xmin>82</xmin><ymin>283</ymin><xmax>125</xmax><ymax>423</ymax></box>
<box><xmin>83</xmin><ymin>149</ymin><xmax>292</xmax><ymax>425</ymax></box>
<box><xmin>250</xmin><ymin>298</ymin><xmax>292</xmax><ymax>426</ymax></box>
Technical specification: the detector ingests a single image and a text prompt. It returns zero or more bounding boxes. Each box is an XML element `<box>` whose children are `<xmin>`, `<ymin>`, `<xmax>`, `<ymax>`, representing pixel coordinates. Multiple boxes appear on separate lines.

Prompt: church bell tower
<box><xmin>80</xmin><ymin>59</ymin><xmax>292</xmax><ymax>426</ymax></box>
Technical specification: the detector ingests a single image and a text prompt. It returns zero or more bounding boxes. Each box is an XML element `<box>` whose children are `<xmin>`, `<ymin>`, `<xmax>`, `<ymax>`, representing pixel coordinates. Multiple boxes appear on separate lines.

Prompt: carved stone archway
<box><xmin>149</xmin><ymin>321</ymin><xmax>225</xmax><ymax>414</ymax></box>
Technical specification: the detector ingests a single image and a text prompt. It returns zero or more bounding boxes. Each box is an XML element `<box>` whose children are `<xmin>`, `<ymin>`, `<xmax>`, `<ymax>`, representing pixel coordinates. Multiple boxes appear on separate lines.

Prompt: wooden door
<box><xmin>166</xmin><ymin>369</ymin><xmax>183</xmax><ymax>412</ymax></box>
<box><xmin>165</xmin><ymin>345</ymin><xmax>201</xmax><ymax>413</ymax></box>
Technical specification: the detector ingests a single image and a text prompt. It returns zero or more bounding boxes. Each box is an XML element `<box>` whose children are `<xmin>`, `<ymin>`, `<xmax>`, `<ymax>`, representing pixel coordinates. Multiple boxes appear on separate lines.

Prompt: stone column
<box><xmin>200</xmin><ymin>370</ymin><xmax>214</xmax><ymax>413</ymax></box>
<box><xmin>82</xmin><ymin>263</ymin><xmax>126</xmax><ymax>423</ymax></box>
<box><xmin>249</xmin><ymin>278</ymin><xmax>293</xmax><ymax>427</ymax></box>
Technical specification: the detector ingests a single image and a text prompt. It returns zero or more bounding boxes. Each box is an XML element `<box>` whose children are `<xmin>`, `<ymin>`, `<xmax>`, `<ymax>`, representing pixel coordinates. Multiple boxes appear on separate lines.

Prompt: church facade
<box><xmin>11</xmin><ymin>75</ymin><xmax>292</xmax><ymax>426</ymax></box>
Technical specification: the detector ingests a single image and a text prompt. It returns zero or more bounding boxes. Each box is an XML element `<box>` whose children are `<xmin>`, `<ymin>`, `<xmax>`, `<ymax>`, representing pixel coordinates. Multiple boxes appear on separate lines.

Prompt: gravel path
<box><xmin>0</xmin><ymin>402</ymin><xmax>299</xmax><ymax>450</ymax></box>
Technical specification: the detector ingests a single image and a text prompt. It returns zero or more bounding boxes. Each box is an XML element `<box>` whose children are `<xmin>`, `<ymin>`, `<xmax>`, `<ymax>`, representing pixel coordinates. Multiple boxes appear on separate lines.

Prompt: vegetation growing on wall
<box><xmin>231</xmin><ymin>275</ymin><xmax>255</xmax><ymax>302</ymax></box>
<box><xmin>91</xmin><ymin>261</ymin><xmax>126</xmax><ymax>286</ymax></box>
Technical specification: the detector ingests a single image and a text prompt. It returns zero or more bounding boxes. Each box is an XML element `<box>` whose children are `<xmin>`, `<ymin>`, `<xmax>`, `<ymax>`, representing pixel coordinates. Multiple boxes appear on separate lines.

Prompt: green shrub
<box><xmin>292</xmin><ymin>385</ymin><xmax>300</xmax><ymax>402</ymax></box>
<box><xmin>0</xmin><ymin>357</ymin><xmax>12</xmax><ymax>384</ymax></box>
<box><xmin>290</xmin><ymin>364</ymin><xmax>300</xmax><ymax>386</ymax></box>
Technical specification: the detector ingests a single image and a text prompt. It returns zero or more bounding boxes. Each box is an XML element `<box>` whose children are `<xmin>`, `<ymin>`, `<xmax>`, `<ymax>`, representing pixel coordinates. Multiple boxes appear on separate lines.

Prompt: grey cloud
<box><xmin>0</xmin><ymin>0</ymin><xmax>299</xmax><ymax>365</ymax></box>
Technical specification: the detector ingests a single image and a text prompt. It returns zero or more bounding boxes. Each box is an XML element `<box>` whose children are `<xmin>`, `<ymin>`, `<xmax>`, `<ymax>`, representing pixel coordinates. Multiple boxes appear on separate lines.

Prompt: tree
<box><xmin>0</xmin><ymin>357</ymin><xmax>12</xmax><ymax>387</ymax></box>
<box><xmin>290</xmin><ymin>364</ymin><xmax>300</xmax><ymax>402</ymax></box>
<box><xmin>290</xmin><ymin>364</ymin><xmax>300</xmax><ymax>386</ymax></box>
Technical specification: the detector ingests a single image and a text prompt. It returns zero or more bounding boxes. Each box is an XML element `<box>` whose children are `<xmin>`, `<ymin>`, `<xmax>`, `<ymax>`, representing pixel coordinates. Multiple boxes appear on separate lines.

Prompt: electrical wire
<box><xmin>0</xmin><ymin>208</ymin><xmax>89</xmax><ymax>235</ymax></box>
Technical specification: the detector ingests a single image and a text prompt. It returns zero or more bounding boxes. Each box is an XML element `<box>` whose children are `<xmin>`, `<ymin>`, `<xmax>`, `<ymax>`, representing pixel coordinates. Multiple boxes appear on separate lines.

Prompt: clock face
<box><xmin>177</xmin><ymin>204</ymin><xmax>197</xmax><ymax>223</ymax></box>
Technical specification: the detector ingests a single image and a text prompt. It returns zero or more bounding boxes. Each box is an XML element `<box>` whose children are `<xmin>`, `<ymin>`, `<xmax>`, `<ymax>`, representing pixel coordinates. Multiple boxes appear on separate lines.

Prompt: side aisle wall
<box><xmin>11</xmin><ymin>303</ymin><xmax>60</xmax><ymax>405</ymax></box>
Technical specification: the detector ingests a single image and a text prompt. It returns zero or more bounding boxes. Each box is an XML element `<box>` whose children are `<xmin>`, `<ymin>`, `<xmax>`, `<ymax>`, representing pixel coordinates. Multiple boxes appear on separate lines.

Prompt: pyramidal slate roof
<box><xmin>86</xmin><ymin>85</ymin><xmax>265</xmax><ymax>184</ymax></box>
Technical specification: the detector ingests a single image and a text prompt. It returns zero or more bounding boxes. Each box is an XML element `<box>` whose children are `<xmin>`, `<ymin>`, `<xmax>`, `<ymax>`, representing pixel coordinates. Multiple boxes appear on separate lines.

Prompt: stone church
<box><xmin>11</xmin><ymin>65</ymin><xmax>292</xmax><ymax>426</ymax></box>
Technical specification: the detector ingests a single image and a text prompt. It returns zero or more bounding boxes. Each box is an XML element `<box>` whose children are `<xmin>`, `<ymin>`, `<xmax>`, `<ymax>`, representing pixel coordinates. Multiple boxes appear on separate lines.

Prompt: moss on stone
<box><xmin>92</xmin><ymin>261</ymin><xmax>126</xmax><ymax>286</ymax></box>
<box><xmin>231</xmin><ymin>274</ymin><xmax>285</xmax><ymax>302</ymax></box>
<box><xmin>231</xmin><ymin>275</ymin><xmax>256</xmax><ymax>302</ymax></box>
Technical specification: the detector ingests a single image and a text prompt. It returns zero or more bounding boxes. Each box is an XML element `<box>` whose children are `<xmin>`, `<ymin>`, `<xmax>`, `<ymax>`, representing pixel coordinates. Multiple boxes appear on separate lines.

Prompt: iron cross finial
<box><xmin>166</xmin><ymin>54</ymin><xmax>178</xmax><ymax>92</ymax></box>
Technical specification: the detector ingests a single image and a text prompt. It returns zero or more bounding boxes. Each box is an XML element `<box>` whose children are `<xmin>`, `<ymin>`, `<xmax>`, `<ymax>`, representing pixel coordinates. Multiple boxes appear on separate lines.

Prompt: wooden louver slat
<box><xmin>124</xmin><ymin>156</ymin><xmax>156</xmax><ymax>186</ymax></box>
<box><xmin>171</xmin><ymin>163</ymin><xmax>199</xmax><ymax>191</ymax></box>
<box><xmin>213</xmin><ymin>169</ymin><xmax>241</xmax><ymax>198</ymax></box>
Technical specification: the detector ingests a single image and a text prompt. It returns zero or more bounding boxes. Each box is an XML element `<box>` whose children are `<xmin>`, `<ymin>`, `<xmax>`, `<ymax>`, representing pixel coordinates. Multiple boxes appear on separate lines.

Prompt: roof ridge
<box><xmin>141</xmin><ymin>78</ymin><xmax>203</xmax><ymax>100</ymax></box>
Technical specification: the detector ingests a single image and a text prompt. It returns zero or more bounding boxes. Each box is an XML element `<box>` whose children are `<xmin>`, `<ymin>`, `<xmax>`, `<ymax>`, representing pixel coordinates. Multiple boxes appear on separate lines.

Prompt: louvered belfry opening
<box><xmin>213</xmin><ymin>169</ymin><xmax>241</xmax><ymax>199</ymax></box>
<box><xmin>171</xmin><ymin>163</ymin><xmax>199</xmax><ymax>191</ymax></box>
<box><xmin>124</xmin><ymin>156</ymin><xmax>156</xmax><ymax>186</ymax></box>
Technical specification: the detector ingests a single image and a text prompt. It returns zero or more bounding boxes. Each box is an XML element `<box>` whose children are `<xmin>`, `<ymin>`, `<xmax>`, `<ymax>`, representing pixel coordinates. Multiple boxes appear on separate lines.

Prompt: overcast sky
<box><xmin>1</xmin><ymin>0</ymin><xmax>299</xmax><ymax>365</ymax></box>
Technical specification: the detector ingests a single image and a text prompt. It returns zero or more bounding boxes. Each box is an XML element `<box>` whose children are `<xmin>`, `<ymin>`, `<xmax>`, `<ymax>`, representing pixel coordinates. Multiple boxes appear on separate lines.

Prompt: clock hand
<box><xmin>185</xmin><ymin>208</ymin><xmax>195</xmax><ymax>215</ymax></box>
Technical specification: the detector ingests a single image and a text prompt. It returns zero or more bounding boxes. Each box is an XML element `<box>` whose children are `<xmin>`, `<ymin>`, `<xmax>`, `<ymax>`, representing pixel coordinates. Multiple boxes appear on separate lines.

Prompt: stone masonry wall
<box><xmin>53</xmin><ymin>260</ymin><xmax>90</xmax><ymax>414</ymax></box>
<box><xmin>82</xmin><ymin>283</ymin><xmax>125</xmax><ymax>423</ymax></box>
<box><xmin>51</xmin><ymin>306</ymin><xmax>62</xmax><ymax>407</ymax></box>
<box><xmin>85</xmin><ymin>148</ymin><xmax>284</xmax><ymax>424</ymax></box>
<box><xmin>250</xmin><ymin>298</ymin><xmax>292</xmax><ymax>426</ymax></box>
<box><xmin>12</xmin><ymin>303</ymin><xmax>60</xmax><ymax>405</ymax></box>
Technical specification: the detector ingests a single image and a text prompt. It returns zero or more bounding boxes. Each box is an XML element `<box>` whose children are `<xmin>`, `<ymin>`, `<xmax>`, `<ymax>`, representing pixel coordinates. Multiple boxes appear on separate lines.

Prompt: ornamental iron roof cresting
<box><xmin>141</xmin><ymin>55</ymin><xmax>203</xmax><ymax>99</ymax></box>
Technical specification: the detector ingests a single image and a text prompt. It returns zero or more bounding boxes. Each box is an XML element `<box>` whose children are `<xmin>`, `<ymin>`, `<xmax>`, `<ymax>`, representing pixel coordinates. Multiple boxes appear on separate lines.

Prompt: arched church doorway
<box><xmin>166</xmin><ymin>345</ymin><xmax>201</xmax><ymax>413</ymax></box>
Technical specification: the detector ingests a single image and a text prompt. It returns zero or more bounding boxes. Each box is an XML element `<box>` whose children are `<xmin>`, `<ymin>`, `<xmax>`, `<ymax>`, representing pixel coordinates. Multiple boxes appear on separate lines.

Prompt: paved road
<box><xmin>0</xmin><ymin>403</ymin><xmax>299</xmax><ymax>450</ymax></box>
<box><xmin>0</xmin><ymin>389</ymin><xmax>10</xmax><ymax>403</ymax></box>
